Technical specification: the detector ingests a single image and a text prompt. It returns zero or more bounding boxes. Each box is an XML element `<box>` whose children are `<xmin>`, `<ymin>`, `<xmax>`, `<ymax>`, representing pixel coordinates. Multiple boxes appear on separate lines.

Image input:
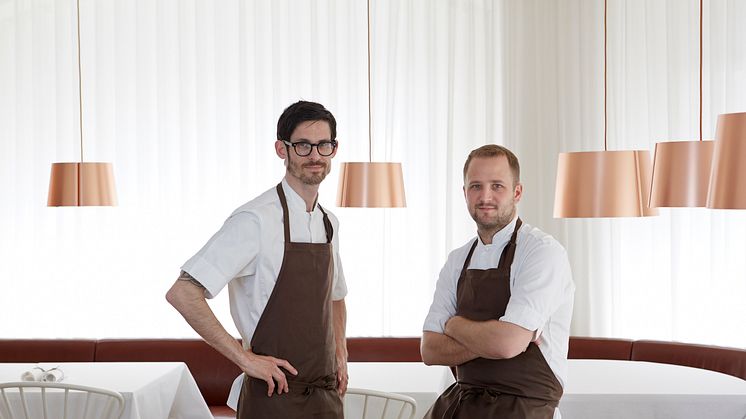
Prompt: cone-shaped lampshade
<box><xmin>47</xmin><ymin>162</ymin><xmax>118</xmax><ymax>206</ymax></box>
<box><xmin>649</xmin><ymin>140</ymin><xmax>714</xmax><ymax>208</ymax></box>
<box><xmin>707</xmin><ymin>112</ymin><xmax>746</xmax><ymax>209</ymax></box>
<box><xmin>337</xmin><ymin>162</ymin><xmax>406</xmax><ymax>207</ymax></box>
<box><xmin>554</xmin><ymin>150</ymin><xmax>658</xmax><ymax>218</ymax></box>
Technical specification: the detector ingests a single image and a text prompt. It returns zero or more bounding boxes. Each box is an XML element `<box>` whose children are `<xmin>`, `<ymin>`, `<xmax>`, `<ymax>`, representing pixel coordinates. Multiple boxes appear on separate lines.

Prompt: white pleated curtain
<box><xmin>1</xmin><ymin>0</ymin><xmax>744</xmax><ymax>348</ymax></box>
<box><xmin>511</xmin><ymin>0</ymin><xmax>746</xmax><ymax>346</ymax></box>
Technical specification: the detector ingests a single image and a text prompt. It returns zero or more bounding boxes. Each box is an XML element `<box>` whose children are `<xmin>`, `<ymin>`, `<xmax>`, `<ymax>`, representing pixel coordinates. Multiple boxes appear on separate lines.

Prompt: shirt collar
<box><xmin>480</xmin><ymin>215</ymin><xmax>519</xmax><ymax>248</ymax></box>
<box><xmin>281</xmin><ymin>178</ymin><xmax>319</xmax><ymax>214</ymax></box>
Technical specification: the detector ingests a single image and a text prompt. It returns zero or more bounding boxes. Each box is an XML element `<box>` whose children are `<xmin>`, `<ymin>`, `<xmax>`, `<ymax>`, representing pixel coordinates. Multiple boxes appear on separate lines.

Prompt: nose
<box><xmin>478</xmin><ymin>188</ymin><xmax>493</xmax><ymax>203</ymax></box>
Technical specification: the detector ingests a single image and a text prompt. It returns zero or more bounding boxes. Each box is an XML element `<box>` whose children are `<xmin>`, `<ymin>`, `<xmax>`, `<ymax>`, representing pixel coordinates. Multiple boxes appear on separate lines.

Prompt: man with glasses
<box><xmin>167</xmin><ymin>101</ymin><xmax>348</xmax><ymax>418</ymax></box>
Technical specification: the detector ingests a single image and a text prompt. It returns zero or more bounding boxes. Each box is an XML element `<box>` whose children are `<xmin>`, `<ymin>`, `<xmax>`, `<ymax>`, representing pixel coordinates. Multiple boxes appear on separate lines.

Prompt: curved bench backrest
<box><xmin>631</xmin><ymin>340</ymin><xmax>746</xmax><ymax>381</ymax></box>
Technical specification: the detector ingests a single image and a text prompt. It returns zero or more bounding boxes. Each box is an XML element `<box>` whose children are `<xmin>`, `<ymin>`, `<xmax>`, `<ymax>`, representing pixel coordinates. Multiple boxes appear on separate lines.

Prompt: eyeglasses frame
<box><xmin>282</xmin><ymin>139</ymin><xmax>338</xmax><ymax>157</ymax></box>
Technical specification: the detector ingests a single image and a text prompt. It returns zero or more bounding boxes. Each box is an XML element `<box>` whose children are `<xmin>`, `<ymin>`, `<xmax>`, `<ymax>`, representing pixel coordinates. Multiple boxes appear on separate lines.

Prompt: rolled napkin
<box><xmin>21</xmin><ymin>367</ymin><xmax>44</xmax><ymax>381</ymax></box>
<box><xmin>41</xmin><ymin>368</ymin><xmax>64</xmax><ymax>383</ymax></box>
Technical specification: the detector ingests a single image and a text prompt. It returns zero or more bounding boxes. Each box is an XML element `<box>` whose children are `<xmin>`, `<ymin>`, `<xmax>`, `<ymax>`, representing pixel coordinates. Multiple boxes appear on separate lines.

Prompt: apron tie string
<box><xmin>443</xmin><ymin>383</ymin><xmax>503</xmax><ymax>418</ymax></box>
<box><xmin>442</xmin><ymin>382</ymin><xmax>559</xmax><ymax>418</ymax></box>
<box><xmin>287</xmin><ymin>374</ymin><xmax>337</xmax><ymax>396</ymax></box>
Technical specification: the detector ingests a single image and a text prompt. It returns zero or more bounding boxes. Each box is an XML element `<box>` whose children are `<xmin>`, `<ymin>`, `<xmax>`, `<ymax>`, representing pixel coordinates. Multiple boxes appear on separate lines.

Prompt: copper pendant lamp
<box><xmin>47</xmin><ymin>0</ymin><xmax>117</xmax><ymax>207</ymax></box>
<box><xmin>553</xmin><ymin>0</ymin><xmax>657</xmax><ymax>218</ymax></box>
<box><xmin>336</xmin><ymin>0</ymin><xmax>406</xmax><ymax>208</ymax></box>
<box><xmin>649</xmin><ymin>0</ymin><xmax>714</xmax><ymax>208</ymax></box>
<box><xmin>706</xmin><ymin>111</ymin><xmax>746</xmax><ymax>209</ymax></box>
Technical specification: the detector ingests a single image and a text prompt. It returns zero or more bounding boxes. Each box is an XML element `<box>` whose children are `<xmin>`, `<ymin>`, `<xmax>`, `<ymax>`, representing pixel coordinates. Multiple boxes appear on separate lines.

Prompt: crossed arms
<box><xmin>421</xmin><ymin>316</ymin><xmax>534</xmax><ymax>366</ymax></box>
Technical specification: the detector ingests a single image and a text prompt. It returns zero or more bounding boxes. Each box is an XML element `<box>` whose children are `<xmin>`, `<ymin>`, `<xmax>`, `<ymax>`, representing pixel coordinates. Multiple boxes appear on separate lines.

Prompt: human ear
<box><xmin>275</xmin><ymin>140</ymin><xmax>288</xmax><ymax>159</ymax></box>
<box><xmin>513</xmin><ymin>183</ymin><xmax>523</xmax><ymax>203</ymax></box>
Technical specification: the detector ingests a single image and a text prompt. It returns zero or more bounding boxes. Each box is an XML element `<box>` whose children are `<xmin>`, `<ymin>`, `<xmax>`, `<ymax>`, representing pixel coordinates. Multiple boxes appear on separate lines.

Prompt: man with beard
<box><xmin>167</xmin><ymin>101</ymin><xmax>348</xmax><ymax>418</ymax></box>
<box><xmin>421</xmin><ymin>144</ymin><xmax>574</xmax><ymax>419</ymax></box>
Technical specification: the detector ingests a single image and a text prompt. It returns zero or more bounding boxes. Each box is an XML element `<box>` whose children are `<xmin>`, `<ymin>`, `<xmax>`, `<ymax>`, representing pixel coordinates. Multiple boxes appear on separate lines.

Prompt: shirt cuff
<box><xmin>422</xmin><ymin>314</ymin><xmax>447</xmax><ymax>334</ymax></box>
<box><xmin>500</xmin><ymin>302</ymin><xmax>545</xmax><ymax>332</ymax></box>
<box><xmin>181</xmin><ymin>255</ymin><xmax>229</xmax><ymax>299</ymax></box>
<box><xmin>331</xmin><ymin>280</ymin><xmax>348</xmax><ymax>301</ymax></box>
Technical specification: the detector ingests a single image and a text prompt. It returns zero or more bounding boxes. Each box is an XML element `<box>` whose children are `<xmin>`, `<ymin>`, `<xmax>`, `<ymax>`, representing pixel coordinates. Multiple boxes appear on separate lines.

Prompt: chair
<box><xmin>344</xmin><ymin>388</ymin><xmax>417</xmax><ymax>419</ymax></box>
<box><xmin>0</xmin><ymin>381</ymin><xmax>124</xmax><ymax>419</ymax></box>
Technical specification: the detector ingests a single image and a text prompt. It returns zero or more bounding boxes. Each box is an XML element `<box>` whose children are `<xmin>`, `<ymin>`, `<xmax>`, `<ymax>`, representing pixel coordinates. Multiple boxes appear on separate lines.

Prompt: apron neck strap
<box><xmin>276</xmin><ymin>183</ymin><xmax>333</xmax><ymax>244</ymax></box>
<box><xmin>276</xmin><ymin>183</ymin><xmax>292</xmax><ymax>243</ymax></box>
<box><xmin>497</xmin><ymin>217</ymin><xmax>522</xmax><ymax>270</ymax></box>
<box><xmin>317</xmin><ymin>204</ymin><xmax>334</xmax><ymax>243</ymax></box>
<box><xmin>461</xmin><ymin>239</ymin><xmax>479</xmax><ymax>273</ymax></box>
<box><xmin>460</xmin><ymin>217</ymin><xmax>523</xmax><ymax>275</ymax></box>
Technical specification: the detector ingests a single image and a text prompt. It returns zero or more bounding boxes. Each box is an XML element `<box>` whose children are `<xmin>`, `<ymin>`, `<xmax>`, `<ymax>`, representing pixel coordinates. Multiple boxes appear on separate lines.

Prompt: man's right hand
<box><xmin>242</xmin><ymin>351</ymin><xmax>298</xmax><ymax>397</ymax></box>
<box><xmin>166</xmin><ymin>280</ymin><xmax>299</xmax><ymax>397</ymax></box>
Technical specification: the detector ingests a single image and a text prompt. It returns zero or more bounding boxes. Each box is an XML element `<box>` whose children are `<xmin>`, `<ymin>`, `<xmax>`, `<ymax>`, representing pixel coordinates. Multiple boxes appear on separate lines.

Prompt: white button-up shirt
<box><xmin>182</xmin><ymin>178</ymin><xmax>347</xmax><ymax>343</ymax></box>
<box><xmin>423</xmin><ymin>216</ymin><xmax>574</xmax><ymax>387</ymax></box>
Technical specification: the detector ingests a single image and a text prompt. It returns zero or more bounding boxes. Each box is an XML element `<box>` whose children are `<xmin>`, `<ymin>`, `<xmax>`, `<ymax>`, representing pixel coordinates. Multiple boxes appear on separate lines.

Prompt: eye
<box><xmin>317</xmin><ymin>142</ymin><xmax>334</xmax><ymax>153</ymax></box>
<box><xmin>470</xmin><ymin>184</ymin><xmax>481</xmax><ymax>190</ymax></box>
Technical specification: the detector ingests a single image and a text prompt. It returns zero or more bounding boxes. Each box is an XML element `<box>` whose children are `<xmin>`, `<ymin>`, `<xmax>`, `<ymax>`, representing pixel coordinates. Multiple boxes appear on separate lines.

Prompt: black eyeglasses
<box><xmin>282</xmin><ymin>140</ymin><xmax>338</xmax><ymax>157</ymax></box>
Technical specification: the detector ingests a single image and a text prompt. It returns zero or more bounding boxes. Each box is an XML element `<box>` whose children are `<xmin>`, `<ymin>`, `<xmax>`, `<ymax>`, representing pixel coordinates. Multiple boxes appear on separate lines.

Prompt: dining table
<box><xmin>0</xmin><ymin>362</ymin><xmax>212</xmax><ymax>419</ymax></box>
<box><xmin>347</xmin><ymin>359</ymin><xmax>746</xmax><ymax>419</ymax></box>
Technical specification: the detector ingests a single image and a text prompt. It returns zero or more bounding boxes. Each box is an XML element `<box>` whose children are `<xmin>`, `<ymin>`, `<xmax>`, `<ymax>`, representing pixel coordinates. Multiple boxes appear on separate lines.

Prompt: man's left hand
<box><xmin>444</xmin><ymin>315</ymin><xmax>464</xmax><ymax>336</ymax></box>
<box><xmin>336</xmin><ymin>354</ymin><xmax>348</xmax><ymax>396</ymax></box>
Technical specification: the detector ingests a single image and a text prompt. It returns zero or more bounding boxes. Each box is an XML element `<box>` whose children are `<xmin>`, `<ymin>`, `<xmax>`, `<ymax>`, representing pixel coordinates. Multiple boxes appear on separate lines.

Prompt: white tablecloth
<box><xmin>561</xmin><ymin>359</ymin><xmax>746</xmax><ymax>419</ymax></box>
<box><xmin>347</xmin><ymin>360</ymin><xmax>746</xmax><ymax>419</ymax></box>
<box><xmin>0</xmin><ymin>362</ymin><xmax>212</xmax><ymax>419</ymax></box>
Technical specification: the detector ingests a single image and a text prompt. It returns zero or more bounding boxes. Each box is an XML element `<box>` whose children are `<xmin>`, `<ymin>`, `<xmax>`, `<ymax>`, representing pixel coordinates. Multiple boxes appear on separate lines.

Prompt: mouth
<box><xmin>303</xmin><ymin>163</ymin><xmax>326</xmax><ymax>171</ymax></box>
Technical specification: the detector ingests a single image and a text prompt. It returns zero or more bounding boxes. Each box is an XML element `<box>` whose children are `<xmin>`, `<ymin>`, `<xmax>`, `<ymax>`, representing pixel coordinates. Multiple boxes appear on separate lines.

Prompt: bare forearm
<box><xmin>332</xmin><ymin>299</ymin><xmax>347</xmax><ymax>358</ymax></box>
<box><xmin>332</xmin><ymin>299</ymin><xmax>348</xmax><ymax>395</ymax></box>
<box><xmin>421</xmin><ymin>331</ymin><xmax>478</xmax><ymax>366</ymax></box>
<box><xmin>167</xmin><ymin>273</ymin><xmax>299</xmax><ymax>396</ymax></box>
<box><xmin>445</xmin><ymin>316</ymin><xmax>531</xmax><ymax>359</ymax></box>
<box><xmin>165</xmin><ymin>280</ymin><xmax>249</xmax><ymax>370</ymax></box>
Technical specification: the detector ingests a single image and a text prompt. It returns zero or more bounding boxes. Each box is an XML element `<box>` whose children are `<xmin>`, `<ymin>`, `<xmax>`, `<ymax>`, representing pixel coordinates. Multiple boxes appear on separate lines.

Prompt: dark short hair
<box><xmin>463</xmin><ymin>144</ymin><xmax>520</xmax><ymax>186</ymax></box>
<box><xmin>276</xmin><ymin>101</ymin><xmax>337</xmax><ymax>142</ymax></box>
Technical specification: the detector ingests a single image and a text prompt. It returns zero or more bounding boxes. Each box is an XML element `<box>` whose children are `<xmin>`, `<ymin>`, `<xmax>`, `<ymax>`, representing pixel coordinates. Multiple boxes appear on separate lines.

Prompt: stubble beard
<box><xmin>287</xmin><ymin>156</ymin><xmax>330</xmax><ymax>185</ymax></box>
<box><xmin>472</xmin><ymin>201</ymin><xmax>516</xmax><ymax>237</ymax></box>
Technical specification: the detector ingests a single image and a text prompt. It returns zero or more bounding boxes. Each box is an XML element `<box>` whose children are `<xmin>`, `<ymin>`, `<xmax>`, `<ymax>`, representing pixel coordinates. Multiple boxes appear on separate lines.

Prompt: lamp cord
<box><xmin>604</xmin><ymin>0</ymin><xmax>608</xmax><ymax>151</ymax></box>
<box><xmin>367</xmin><ymin>0</ymin><xmax>372</xmax><ymax>162</ymax></box>
<box><xmin>699</xmin><ymin>0</ymin><xmax>703</xmax><ymax>142</ymax></box>
<box><xmin>76</xmin><ymin>0</ymin><xmax>84</xmax><ymax>162</ymax></box>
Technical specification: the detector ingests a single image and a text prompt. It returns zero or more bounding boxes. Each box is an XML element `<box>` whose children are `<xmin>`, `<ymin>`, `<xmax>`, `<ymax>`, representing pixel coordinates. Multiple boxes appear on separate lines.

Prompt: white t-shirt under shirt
<box><xmin>423</xmin><ymin>216</ymin><xmax>575</xmax><ymax>387</ymax></box>
<box><xmin>182</xmin><ymin>178</ymin><xmax>348</xmax><ymax>344</ymax></box>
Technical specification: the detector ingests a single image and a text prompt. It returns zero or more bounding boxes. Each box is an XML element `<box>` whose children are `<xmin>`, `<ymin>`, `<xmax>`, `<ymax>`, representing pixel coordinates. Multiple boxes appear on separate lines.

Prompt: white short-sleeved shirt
<box><xmin>423</xmin><ymin>216</ymin><xmax>575</xmax><ymax>387</ymax></box>
<box><xmin>182</xmin><ymin>178</ymin><xmax>348</xmax><ymax>344</ymax></box>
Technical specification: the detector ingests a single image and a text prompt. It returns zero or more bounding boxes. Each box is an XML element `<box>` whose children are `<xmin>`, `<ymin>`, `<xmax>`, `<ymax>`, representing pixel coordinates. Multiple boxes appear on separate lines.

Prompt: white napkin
<box><xmin>41</xmin><ymin>368</ymin><xmax>65</xmax><ymax>383</ymax></box>
<box><xmin>21</xmin><ymin>367</ymin><xmax>44</xmax><ymax>381</ymax></box>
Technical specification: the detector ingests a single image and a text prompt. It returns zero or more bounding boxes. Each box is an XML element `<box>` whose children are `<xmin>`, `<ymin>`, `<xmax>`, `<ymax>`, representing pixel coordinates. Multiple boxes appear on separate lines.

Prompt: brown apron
<box><xmin>237</xmin><ymin>183</ymin><xmax>342</xmax><ymax>419</ymax></box>
<box><xmin>424</xmin><ymin>218</ymin><xmax>563</xmax><ymax>419</ymax></box>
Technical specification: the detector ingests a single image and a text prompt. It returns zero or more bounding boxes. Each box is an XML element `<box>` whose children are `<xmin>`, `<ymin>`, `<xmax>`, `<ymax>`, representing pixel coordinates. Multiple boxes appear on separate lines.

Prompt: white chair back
<box><xmin>344</xmin><ymin>387</ymin><xmax>417</xmax><ymax>419</ymax></box>
<box><xmin>0</xmin><ymin>381</ymin><xmax>124</xmax><ymax>419</ymax></box>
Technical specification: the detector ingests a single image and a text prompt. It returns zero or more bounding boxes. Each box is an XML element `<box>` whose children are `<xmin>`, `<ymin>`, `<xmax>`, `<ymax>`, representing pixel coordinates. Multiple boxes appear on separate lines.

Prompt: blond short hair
<box><xmin>462</xmin><ymin>144</ymin><xmax>520</xmax><ymax>186</ymax></box>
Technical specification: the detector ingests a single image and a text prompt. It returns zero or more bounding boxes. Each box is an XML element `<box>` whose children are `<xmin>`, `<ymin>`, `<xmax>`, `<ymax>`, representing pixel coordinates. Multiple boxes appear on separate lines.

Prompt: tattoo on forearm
<box><xmin>178</xmin><ymin>270</ymin><xmax>205</xmax><ymax>289</ymax></box>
